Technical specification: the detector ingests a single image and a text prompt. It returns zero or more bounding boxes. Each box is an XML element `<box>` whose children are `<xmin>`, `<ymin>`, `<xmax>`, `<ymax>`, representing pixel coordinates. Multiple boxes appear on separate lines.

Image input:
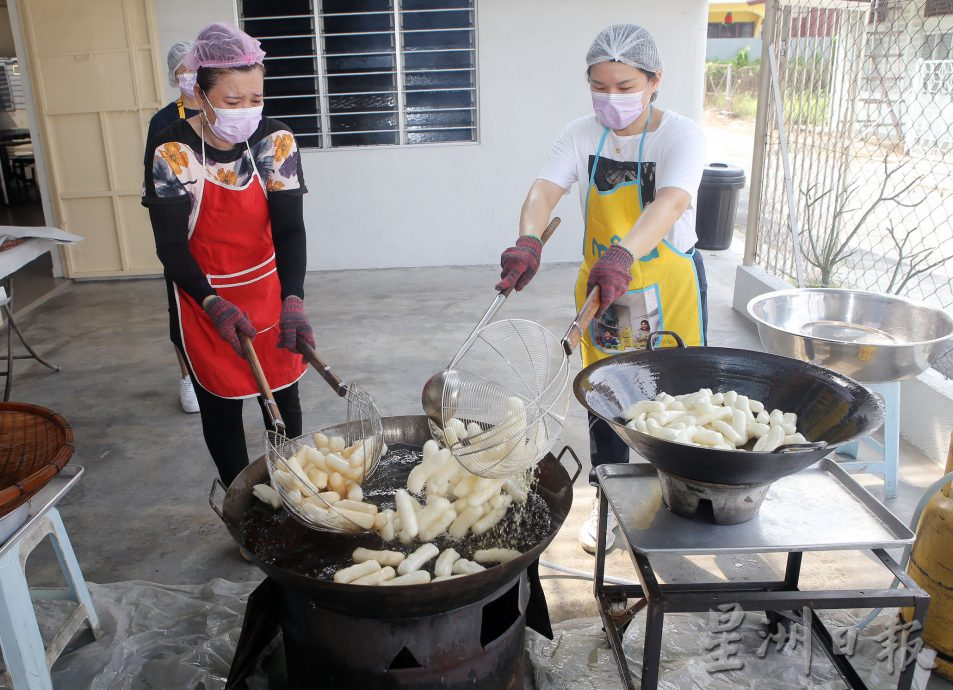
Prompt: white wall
<box><xmin>154</xmin><ymin>0</ymin><xmax>709</xmax><ymax>270</ymax></box>
<box><xmin>154</xmin><ymin>0</ymin><xmax>235</xmax><ymax>101</ymax></box>
<box><xmin>707</xmin><ymin>38</ymin><xmax>762</xmax><ymax>61</ymax></box>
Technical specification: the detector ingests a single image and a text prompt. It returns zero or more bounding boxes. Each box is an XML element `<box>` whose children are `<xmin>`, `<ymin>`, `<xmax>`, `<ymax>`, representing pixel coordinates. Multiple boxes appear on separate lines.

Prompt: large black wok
<box><xmin>210</xmin><ymin>415</ymin><xmax>577</xmax><ymax>618</ymax></box>
<box><xmin>573</xmin><ymin>342</ymin><xmax>885</xmax><ymax>485</ymax></box>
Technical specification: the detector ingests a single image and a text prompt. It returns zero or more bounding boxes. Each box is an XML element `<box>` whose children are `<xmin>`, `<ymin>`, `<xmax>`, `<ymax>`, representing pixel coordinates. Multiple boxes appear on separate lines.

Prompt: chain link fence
<box><xmin>748</xmin><ymin>0</ymin><xmax>953</xmax><ymax>376</ymax></box>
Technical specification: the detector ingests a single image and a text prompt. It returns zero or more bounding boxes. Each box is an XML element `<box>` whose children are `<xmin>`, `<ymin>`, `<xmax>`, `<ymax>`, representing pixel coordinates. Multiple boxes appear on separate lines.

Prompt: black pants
<box><xmin>192</xmin><ymin>378</ymin><xmax>303</xmax><ymax>486</ymax></box>
<box><xmin>587</xmin><ymin>248</ymin><xmax>709</xmax><ymax>485</ymax></box>
<box><xmin>166</xmin><ymin>278</ymin><xmax>304</xmax><ymax>485</ymax></box>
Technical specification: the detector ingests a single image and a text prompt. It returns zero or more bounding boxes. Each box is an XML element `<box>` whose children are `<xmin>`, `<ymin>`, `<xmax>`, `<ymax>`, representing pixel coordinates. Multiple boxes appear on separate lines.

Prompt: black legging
<box><xmin>165</xmin><ymin>278</ymin><xmax>304</xmax><ymax>485</ymax></box>
<box><xmin>587</xmin><ymin>248</ymin><xmax>709</xmax><ymax>485</ymax></box>
<box><xmin>191</xmin><ymin>378</ymin><xmax>303</xmax><ymax>486</ymax></box>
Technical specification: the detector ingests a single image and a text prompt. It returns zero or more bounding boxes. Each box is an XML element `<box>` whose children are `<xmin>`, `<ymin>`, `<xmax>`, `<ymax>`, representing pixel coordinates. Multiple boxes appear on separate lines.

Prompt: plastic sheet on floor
<box><xmin>34</xmin><ymin>579</ymin><xmax>937</xmax><ymax>690</ymax></box>
<box><xmin>526</xmin><ymin>610</ymin><xmax>936</xmax><ymax>690</ymax></box>
<box><xmin>44</xmin><ymin>579</ymin><xmax>265</xmax><ymax>690</ymax></box>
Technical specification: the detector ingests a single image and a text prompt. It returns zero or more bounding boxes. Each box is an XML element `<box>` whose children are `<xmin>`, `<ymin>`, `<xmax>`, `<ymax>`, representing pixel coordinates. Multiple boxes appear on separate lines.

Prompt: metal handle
<box><xmin>240</xmin><ymin>333</ymin><xmax>286</xmax><ymax>435</ymax></box>
<box><xmin>555</xmin><ymin>445</ymin><xmax>583</xmax><ymax>483</ymax></box>
<box><xmin>498</xmin><ymin>216</ymin><xmax>561</xmax><ymax>298</ymax></box>
<box><xmin>209</xmin><ymin>478</ymin><xmax>226</xmax><ymax>521</ymax></box>
<box><xmin>296</xmin><ymin>336</ymin><xmax>348</xmax><ymax>398</ymax></box>
<box><xmin>646</xmin><ymin>330</ymin><xmax>686</xmax><ymax>351</ymax></box>
<box><xmin>447</xmin><ymin>217</ymin><xmax>564</xmax><ymax>369</ymax></box>
<box><xmin>777</xmin><ymin>441</ymin><xmax>829</xmax><ymax>453</ymax></box>
<box><xmin>562</xmin><ymin>286</ymin><xmax>601</xmax><ymax>355</ymax></box>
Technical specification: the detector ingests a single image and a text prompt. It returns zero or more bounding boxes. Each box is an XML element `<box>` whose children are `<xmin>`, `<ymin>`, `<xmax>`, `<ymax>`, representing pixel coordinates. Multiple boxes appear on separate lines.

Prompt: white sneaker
<box><xmin>579</xmin><ymin>496</ymin><xmax>618</xmax><ymax>555</ymax></box>
<box><xmin>179</xmin><ymin>376</ymin><xmax>200</xmax><ymax>414</ymax></box>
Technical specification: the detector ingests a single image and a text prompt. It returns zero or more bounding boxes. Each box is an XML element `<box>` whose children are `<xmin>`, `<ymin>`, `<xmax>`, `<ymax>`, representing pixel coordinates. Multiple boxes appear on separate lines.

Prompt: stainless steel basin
<box><xmin>747</xmin><ymin>288</ymin><xmax>953</xmax><ymax>382</ymax></box>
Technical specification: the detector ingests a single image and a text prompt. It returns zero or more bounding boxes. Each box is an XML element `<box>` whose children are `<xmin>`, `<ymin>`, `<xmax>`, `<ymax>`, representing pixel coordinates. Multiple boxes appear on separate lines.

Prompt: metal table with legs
<box><xmin>594</xmin><ymin>460</ymin><xmax>929</xmax><ymax>690</ymax></box>
<box><xmin>0</xmin><ymin>236</ymin><xmax>65</xmax><ymax>400</ymax></box>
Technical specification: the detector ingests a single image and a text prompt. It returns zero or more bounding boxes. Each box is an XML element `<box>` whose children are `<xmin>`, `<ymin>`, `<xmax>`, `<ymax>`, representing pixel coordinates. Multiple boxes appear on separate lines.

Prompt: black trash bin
<box><xmin>695</xmin><ymin>163</ymin><xmax>746</xmax><ymax>250</ymax></box>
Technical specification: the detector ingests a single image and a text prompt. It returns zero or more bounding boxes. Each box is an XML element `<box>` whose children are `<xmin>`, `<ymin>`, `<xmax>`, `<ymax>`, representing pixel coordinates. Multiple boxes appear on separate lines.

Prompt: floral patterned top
<box><xmin>142</xmin><ymin>116</ymin><xmax>309</xmax><ymax>311</ymax></box>
<box><xmin>142</xmin><ymin>117</ymin><xmax>306</xmax><ymax>221</ymax></box>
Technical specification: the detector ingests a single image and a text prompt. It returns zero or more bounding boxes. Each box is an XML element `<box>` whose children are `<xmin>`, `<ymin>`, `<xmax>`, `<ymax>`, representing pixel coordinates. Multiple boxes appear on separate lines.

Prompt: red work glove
<box><xmin>204</xmin><ymin>296</ymin><xmax>256</xmax><ymax>357</ymax></box>
<box><xmin>495</xmin><ymin>235</ymin><xmax>543</xmax><ymax>292</ymax></box>
<box><xmin>587</xmin><ymin>245</ymin><xmax>635</xmax><ymax>320</ymax></box>
<box><xmin>278</xmin><ymin>295</ymin><xmax>315</xmax><ymax>352</ymax></box>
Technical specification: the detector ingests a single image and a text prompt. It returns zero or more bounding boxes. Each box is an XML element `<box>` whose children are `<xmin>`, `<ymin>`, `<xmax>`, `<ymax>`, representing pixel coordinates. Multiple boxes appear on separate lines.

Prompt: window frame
<box><xmin>924</xmin><ymin>0</ymin><xmax>953</xmax><ymax>18</ymax></box>
<box><xmin>238</xmin><ymin>1</ymin><xmax>481</xmax><ymax>151</ymax></box>
<box><xmin>706</xmin><ymin>21</ymin><xmax>756</xmax><ymax>39</ymax></box>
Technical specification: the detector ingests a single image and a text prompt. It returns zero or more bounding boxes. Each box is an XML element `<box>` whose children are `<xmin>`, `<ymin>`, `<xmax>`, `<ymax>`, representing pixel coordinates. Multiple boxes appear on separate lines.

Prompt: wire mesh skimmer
<box><xmin>422</xmin><ymin>217</ymin><xmax>561</xmax><ymax>431</ymax></box>
<box><xmin>240</xmin><ymin>334</ymin><xmax>383</xmax><ymax>533</ymax></box>
<box><xmin>429</xmin><ymin>288</ymin><xmax>601</xmax><ymax>478</ymax></box>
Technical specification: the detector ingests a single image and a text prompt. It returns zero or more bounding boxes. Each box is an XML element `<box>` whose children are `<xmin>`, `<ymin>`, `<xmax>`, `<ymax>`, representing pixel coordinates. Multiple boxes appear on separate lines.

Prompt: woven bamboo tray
<box><xmin>0</xmin><ymin>403</ymin><xmax>73</xmax><ymax>517</ymax></box>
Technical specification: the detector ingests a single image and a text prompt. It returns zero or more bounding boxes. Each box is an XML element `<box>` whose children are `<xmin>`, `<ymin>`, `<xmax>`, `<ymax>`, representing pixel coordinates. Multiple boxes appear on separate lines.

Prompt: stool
<box><xmin>8</xmin><ymin>154</ymin><xmax>34</xmax><ymax>188</ymax></box>
<box><xmin>834</xmin><ymin>380</ymin><xmax>900</xmax><ymax>500</ymax></box>
<box><xmin>7</xmin><ymin>152</ymin><xmax>35</xmax><ymax>202</ymax></box>
<box><xmin>0</xmin><ymin>506</ymin><xmax>99</xmax><ymax>689</ymax></box>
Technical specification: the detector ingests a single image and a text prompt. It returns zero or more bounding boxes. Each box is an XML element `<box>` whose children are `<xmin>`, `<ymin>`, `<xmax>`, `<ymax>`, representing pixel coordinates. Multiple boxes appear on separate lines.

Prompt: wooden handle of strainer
<box><xmin>240</xmin><ymin>333</ymin><xmax>286</xmax><ymax>434</ymax></box>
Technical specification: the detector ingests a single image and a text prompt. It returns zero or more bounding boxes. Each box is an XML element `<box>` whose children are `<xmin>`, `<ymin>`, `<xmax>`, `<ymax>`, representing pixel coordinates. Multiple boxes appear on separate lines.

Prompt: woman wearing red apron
<box><xmin>495</xmin><ymin>25</ymin><xmax>708</xmax><ymax>554</ymax></box>
<box><xmin>143</xmin><ymin>23</ymin><xmax>312</xmax><ymax>486</ymax></box>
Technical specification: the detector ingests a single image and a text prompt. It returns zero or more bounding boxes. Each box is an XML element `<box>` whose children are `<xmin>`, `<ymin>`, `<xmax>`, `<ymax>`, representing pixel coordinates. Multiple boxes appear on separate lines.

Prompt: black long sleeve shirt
<box><xmin>142</xmin><ymin>117</ymin><xmax>308</xmax><ymax>305</ymax></box>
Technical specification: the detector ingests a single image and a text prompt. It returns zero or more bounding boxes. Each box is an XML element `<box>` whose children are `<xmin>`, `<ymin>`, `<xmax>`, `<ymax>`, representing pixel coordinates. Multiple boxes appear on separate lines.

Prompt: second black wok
<box><xmin>573</xmin><ymin>344</ymin><xmax>884</xmax><ymax>485</ymax></box>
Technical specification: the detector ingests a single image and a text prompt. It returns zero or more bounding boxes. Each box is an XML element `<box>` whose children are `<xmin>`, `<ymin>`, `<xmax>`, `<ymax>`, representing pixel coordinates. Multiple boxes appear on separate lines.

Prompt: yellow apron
<box><xmin>574</xmin><ymin>108</ymin><xmax>704</xmax><ymax>368</ymax></box>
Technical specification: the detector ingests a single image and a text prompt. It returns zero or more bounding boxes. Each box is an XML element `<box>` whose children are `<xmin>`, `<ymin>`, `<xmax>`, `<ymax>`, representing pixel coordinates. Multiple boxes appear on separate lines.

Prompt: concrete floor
<box><xmin>11</xmin><ymin>238</ymin><xmax>953</xmax><ymax>688</ymax></box>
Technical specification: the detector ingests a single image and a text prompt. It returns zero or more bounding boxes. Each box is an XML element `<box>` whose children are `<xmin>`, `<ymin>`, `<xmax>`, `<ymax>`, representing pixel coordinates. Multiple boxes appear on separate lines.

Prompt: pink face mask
<box><xmin>204</xmin><ymin>95</ymin><xmax>263</xmax><ymax>144</ymax></box>
<box><xmin>592</xmin><ymin>91</ymin><xmax>645</xmax><ymax>130</ymax></box>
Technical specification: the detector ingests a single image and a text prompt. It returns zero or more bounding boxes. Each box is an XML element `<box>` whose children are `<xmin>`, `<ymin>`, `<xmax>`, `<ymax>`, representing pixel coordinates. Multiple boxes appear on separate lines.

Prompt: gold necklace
<box><xmin>611</xmin><ymin>132</ymin><xmax>635</xmax><ymax>156</ymax></box>
<box><xmin>610</xmin><ymin>110</ymin><xmax>653</xmax><ymax>156</ymax></box>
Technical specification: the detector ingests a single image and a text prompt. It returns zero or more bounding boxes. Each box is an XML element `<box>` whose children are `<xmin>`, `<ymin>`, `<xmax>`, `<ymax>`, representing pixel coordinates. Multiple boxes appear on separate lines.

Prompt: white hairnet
<box><xmin>586</xmin><ymin>24</ymin><xmax>663</xmax><ymax>74</ymax></box>
<box><xmin>184</xmin><ymin>23</ymin><xmax>265</xmax><ymax>70</ymax></box>
<box><xmin>167</xmin><ymin>41</ymin><xmax>194</xmax><ymax>87</ymax></box>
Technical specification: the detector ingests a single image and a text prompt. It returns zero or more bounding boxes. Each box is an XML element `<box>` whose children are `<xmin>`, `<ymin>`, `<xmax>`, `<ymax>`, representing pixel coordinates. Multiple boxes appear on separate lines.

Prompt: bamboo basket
<box><xmin>0</xmin><ymin>403</ymin><xmax>73</xmax><ymax>517</ymax></box>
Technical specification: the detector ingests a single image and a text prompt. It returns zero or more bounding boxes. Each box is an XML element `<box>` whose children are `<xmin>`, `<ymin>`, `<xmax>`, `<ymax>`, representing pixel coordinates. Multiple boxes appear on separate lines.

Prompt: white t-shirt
<box><xmin>538</xmin><ymin>110</ymin><xmax>706</xmax><ymax>253</ymax></box>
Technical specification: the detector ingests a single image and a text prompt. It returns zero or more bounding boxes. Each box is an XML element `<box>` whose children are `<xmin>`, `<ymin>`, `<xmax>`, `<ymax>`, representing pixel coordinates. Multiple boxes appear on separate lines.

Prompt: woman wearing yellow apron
<box><xmin>496</xmin><ymin>24</ymin><xmax>708</xmax><ymax>553</ymax></box>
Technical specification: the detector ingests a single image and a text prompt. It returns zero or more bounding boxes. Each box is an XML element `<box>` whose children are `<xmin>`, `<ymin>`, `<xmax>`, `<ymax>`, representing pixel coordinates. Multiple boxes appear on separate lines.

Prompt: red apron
<box><xmin>175</xmin><ymin>142</ymin><xmax>307</xmax><ymax>399</ymax></box>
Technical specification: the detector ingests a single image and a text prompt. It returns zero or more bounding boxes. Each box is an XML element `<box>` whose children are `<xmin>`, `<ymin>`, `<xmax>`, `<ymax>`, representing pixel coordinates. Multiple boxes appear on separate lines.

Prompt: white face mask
<box><xmin>177</xmin><ymin>72</ymin><xmax>197</xmax><ymax>99</ymax></box>
<box><xmin>203</xmin><ymin>95</ymin><xmax>263</xmax><ymax>145</ymax></box>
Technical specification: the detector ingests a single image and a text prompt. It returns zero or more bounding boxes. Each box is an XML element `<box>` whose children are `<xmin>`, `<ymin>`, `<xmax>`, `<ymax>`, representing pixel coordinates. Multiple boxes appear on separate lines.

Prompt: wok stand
<box><xmin>593</xmin><ymin>460</ymin><xmax>929</xmax><ymax>690</ymax></box>
<box><xmin>835</xmin><ymin>380</ymin><xmax>901</xmax><ymax>500</ymax></box>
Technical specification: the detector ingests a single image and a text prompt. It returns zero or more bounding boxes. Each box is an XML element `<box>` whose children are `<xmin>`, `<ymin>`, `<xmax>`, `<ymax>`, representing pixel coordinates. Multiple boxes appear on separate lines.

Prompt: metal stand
<box><xmin>0</xmin><ymin>276</ymin><xmax>60</xmax><ymax>401</ymax></box>
<box><xmin>594</xmin><ymin>462</ymin><xmax>929</xmax><ymax>690</ymax></box>
<box><xmin>835</xmin><ymin>380</ymin><xmax>901</xmax><ymax>499</ymax></box>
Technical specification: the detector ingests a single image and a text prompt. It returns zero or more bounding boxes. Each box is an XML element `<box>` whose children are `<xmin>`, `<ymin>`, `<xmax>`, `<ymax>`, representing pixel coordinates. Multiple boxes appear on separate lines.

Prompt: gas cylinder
<box><xmin>904</xmin><ymin>434</ymin><xmax>953</xmax><ymax>680</ymax></box>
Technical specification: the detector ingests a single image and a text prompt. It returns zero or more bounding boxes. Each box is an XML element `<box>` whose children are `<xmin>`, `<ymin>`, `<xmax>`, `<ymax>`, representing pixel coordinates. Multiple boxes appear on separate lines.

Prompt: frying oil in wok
<box><xmin>240</xmin><ymin>444</ymin><xmax>552</xmax><ymax>580</ymax></box>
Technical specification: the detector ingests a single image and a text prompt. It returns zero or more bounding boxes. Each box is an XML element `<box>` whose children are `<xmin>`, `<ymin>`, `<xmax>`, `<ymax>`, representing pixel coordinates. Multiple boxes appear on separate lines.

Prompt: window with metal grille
<box><xmin>239</xmin><ymin>0</ymin><xmax>477</xmax><ymax>149</ymax></box>
<box><xmin>867</xmin><ymin>0</ymin><xmax>890</xmax><ymax>25</ymax></box>
<box><xmin>0</xmin><ymin>60</ymin><xmax>25</xmax><ymax>113</ymax></box>
<box><xmin>706</xmin><ymin>22</ymin><xmax>756</xmax><ymax>39</ymax></box>
<box><xmin>924</xmin><ymin>0</ymin><xmax>953</xmax><ymax>17</ymax></box>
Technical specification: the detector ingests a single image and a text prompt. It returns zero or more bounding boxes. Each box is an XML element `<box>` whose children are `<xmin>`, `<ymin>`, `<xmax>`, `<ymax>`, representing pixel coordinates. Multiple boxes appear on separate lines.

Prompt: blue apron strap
<box><xmin>583</xmin><ymin>107</ymin><xmax>652</xmax><ymax>253</ymax></box>
<box><xmin>589</xmin><ymin>127</ymin><xmax>610</xmax><ymax>187</ymax></box>
<box><xmin>582</xmin><ymin>127</ymin><xmax>611</xmax><ymax>256</ymax></box>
